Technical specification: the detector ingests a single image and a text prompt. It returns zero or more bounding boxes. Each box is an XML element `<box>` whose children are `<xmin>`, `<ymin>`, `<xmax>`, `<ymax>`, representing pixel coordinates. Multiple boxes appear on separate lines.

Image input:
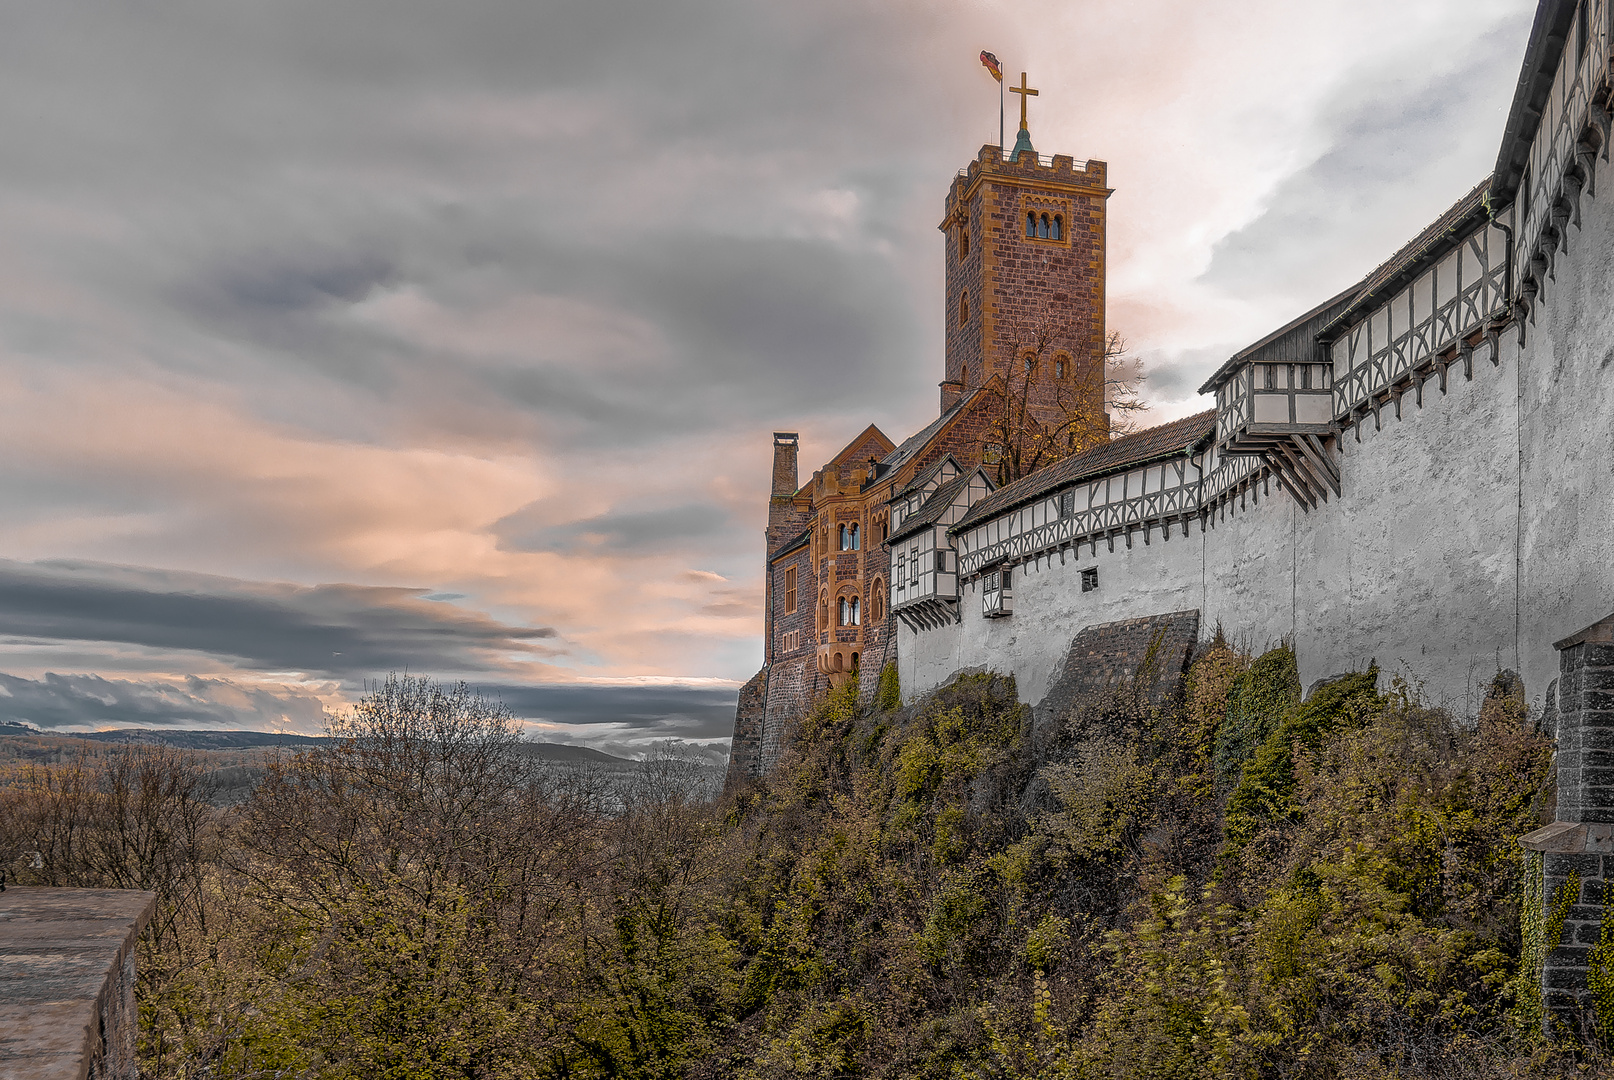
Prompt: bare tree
<box><xmin>979</xmin><ymin>301</ymin><xmax>1148</xmax><ymax>485</ymax></box>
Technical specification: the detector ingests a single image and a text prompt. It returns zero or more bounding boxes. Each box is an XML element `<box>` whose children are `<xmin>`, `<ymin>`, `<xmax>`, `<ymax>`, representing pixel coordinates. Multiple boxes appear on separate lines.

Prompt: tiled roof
<box><xmin>880</xmin><ymin>388</ymin><xmax>985</xmax><ymax>471</ymax></box>
<box><xmin>888</xmin><ymin>473</ymin><xmax>974</xmax><ymax>544</ymax></box>
<box><xmin>954</xmin><ymin>411</ymin><xmax>1217</xmax><ymax>531</ymax></box>
<box><xmin>1198</xmin><ymin>285</ymin><xmax>1359</xmax><ymax>394</ymax></box>
<box><xmin>770</xmin><ymin>526</ymin><xmax>811</xmax><ymax>562</ymax></box>
<box><xmin>1317</xmin><ymin>179</ymin><xmax>1491</xmax><ymax>341</ymax></box>
<box><xmin>894</xmin><ymin>453</ymin><xmax>960</xmax><ymax>500</ymax></box>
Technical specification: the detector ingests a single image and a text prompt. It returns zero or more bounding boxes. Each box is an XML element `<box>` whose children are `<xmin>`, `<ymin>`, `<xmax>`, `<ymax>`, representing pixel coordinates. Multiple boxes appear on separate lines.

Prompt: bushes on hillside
<box><xmin>0</xmin><ymin>655</ymin><xmax>1583</xmax><ymax>1079</ymax></box>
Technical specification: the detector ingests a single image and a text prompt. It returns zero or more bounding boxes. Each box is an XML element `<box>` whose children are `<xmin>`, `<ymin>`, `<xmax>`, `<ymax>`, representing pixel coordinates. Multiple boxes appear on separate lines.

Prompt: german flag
<box><xmin>980</xmin><ymin>51</ymin><xmax>1002</xmax><ymax>82</ymax></box>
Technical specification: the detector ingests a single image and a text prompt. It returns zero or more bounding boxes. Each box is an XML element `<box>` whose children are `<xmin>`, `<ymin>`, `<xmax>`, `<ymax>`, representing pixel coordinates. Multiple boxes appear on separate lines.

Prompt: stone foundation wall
<box><xmin>1522</xmin><ymin>612</ymin><xmax>1614</xmax><ymax>1039</ymax></box>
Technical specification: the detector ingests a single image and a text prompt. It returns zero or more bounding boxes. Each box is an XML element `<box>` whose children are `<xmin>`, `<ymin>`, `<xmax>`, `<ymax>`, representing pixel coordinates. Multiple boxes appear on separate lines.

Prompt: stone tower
<box><xmin>937</xmin><ymin>141</ymin><xmax>1111</xmax><ymax>436</ymax></box>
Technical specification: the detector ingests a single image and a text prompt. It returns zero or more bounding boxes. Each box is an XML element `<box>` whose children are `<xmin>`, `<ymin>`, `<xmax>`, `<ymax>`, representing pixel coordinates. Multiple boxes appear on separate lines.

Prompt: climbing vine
<box><xmin>1515</xmin><ymin>851</ymin><xmax>1546</xmax><ymax>1034</ymax></box>
<box><xmin>1588</xmin><ymin>881</ymin><xmax>1614</xmax><ymax>1049</ymax></box>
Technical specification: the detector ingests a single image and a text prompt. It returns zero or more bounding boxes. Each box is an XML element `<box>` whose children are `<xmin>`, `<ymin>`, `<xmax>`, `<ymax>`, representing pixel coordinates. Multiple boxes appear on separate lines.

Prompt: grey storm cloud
<box><xmin>0</xmin><ymin>559</ymin><xmax>556</xmax><ymax>679</ymax></box>
<box><xmin>0</xmin><ymin>670</ymin><xmax>735</xmax><ymax>739</ymax></box>
<box><xmin>484</xmin><ymin>683</ymin><xmax>740</xmax><ymax>739</ymax></box>
<box><xmin>1200</xmin><ymin>14</ymin><xmax>1530</xmax><ymax>303</ymax></box>
<box><xmin>0</xmin><ymin>0</ymin><xmax>955</xmax><ymax>453</ymax></box>
<box><xmin>0</xmin><ymin>672</ymin><xmax>328</xmax><ymax>731</ymax></box>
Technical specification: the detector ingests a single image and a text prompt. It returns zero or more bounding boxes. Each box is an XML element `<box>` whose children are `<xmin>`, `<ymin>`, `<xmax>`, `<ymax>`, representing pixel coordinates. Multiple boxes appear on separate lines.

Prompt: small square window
<box><xmin>1081</xmin><ymin>567</ymin><xmax>1098</xmax><ymax>592</ymax></box>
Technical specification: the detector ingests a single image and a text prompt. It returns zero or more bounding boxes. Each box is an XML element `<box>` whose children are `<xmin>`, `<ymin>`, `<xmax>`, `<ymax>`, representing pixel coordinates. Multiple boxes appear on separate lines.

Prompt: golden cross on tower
<box><xmin>1008</xmin><ymin>71</ymin><xmax>1038</xmax><ymax>131</ymax></box>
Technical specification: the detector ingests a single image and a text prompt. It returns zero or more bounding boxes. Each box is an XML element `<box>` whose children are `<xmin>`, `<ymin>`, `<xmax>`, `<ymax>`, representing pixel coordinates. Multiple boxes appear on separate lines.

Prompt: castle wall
<box><xmin>898</xmin><ymin>165</ymin><xmax>1614</xmax><ymax>716</ymax></box>
<box><xmin>1519</xmin><ymin>169</ymin><xmax>1614</xmax><ymax>700</ymax></box>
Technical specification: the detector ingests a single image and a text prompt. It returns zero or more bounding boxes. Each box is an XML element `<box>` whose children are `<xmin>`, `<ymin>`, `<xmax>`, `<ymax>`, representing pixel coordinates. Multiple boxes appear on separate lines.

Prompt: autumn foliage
<box><xmin>0</xmin><ymin>654</ymin><xmax>1591</xmax><ymax>1078</ymax></box>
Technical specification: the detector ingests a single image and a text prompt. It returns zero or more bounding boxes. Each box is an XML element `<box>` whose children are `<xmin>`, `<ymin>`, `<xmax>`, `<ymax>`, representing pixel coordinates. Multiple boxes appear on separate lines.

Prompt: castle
<box><xmin>730</xmin><ymin>0</ymin><xmax>1614</xmax><ymax>1029</ymax></box>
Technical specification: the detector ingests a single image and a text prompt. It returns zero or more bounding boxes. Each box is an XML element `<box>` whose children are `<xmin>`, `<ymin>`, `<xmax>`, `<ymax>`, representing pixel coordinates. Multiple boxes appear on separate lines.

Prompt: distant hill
<box><xmin>0</xmin><ymin>725</ymin><xmax>636</xmax><ymax>764</ymax></box>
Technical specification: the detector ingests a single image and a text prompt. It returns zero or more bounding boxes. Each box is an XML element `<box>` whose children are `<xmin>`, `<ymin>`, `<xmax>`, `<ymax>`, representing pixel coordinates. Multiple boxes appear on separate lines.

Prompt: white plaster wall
<box><xmin>1290</xmin><ymin>342</ymin><xmax>1521</xmax><ymax>713</ymax></box>
<box><xmin>1519</xmin><ymin>170</ymin><xmax>1614</xmax><ymax>696</ymax></box>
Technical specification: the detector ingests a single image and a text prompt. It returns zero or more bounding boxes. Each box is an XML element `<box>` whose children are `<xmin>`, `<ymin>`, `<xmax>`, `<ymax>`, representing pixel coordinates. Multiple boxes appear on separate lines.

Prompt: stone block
<box><xmin>1547</xmin><ymin>853</ymin><xmax>1605</xmax><ymax>877</ymax></box>
<box><xmin>1580</xmin><ymin>710</ymin><xmax>1614</xmax><ymax>729</ymax></box>
<box><xmin>1586</xmin><ymin>667</ymin><xmax>1614</xmax><ymax>692</ymax></box>
<box><xmin>1586</xmin><ymin>644</ymin><xmax>1614</xmax><ymax>668</ymax></box>
<box><xmin>0</xmin><ymin>888</ymin><xmax>155</xmax><ymax>1080</ymax></box>
<box><xmin>1544</xmin><ymin>961</ymin><xmax>1591</xmax><ymax>990</ymax></box>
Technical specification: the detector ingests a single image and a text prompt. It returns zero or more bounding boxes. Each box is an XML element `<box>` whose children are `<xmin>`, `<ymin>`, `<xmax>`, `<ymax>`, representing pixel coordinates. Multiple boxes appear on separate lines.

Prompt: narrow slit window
<box><xmin>849</xmin><ymin>523</ymin><xmax>860</xmax><ymax>550</ymax></box>
<box><xmin>960</xmin><ymin>293</ymin><xmax>969</xmax><ymax>325</ymax></box>
<box><xmin>958</xmin><ymin>226</ymin><xmax>969</xmax><ymax>260</ymax></box>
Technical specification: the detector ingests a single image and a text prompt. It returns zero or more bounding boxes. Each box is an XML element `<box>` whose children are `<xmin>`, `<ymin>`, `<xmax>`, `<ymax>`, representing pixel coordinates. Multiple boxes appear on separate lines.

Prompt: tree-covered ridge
<box><xmin>0</xmin><ymin>652</ymin><xmax>1587</xmax><ymax>1078</ymax></box>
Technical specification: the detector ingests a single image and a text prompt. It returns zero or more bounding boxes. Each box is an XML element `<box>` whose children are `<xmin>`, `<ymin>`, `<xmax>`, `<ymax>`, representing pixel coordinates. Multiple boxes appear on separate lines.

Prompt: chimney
<box><xmin>772</xmin><ymin>432</ymin><xmax>799</xmax><ymax>497</ymax></box>
<box><xmin>939</xmin><ymin>379</ymin><xmax>964</xmax><ymax>413</ymax></box>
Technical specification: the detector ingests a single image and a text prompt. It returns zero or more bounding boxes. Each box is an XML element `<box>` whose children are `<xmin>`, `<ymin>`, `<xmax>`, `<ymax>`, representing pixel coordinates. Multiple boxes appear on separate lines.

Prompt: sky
<box><xmin>0</xmin><ymin>0</ymin><xmax>1536</xmax><ymax>755</ymax></box>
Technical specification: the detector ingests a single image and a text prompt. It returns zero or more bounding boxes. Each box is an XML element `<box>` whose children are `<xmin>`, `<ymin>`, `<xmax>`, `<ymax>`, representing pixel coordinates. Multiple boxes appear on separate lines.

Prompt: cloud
<box><xmin>490</xmin><ymin>681</ymin><xmax>740</xmax><ymax>740</ymax></box>
<box><xmin>0</xmin><ymin>672</ymin><xmax>329</xmax><ymax>731</ymax></box>
<box><xmin>497</xmin><ymin>503</ymin><xmax>734</xmax><ymax>555</ymax></box>
<box><xmin>0</xmin><ymin>559</ymin><xmax>557</xmax><ymax>680</ymax></box>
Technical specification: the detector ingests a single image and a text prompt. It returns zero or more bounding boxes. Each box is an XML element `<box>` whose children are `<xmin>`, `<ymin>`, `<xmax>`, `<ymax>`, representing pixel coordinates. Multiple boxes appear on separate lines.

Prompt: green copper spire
<box><xmin>1011</xmin><ymin>125</ymin><xmax>1035</xmax><ymax>162</ymax></box>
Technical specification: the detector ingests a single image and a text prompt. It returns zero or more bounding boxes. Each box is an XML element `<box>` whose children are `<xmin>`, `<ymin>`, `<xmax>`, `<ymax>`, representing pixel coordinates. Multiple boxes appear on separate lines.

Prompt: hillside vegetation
<box><xmin>0</xmin><ymin>649</ymin><xmax>1590</xmax><ymax>1078</ymax></box>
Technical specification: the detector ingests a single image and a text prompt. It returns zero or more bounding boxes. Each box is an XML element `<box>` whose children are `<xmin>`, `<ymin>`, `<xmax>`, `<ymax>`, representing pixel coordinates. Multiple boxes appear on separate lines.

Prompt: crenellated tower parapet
<box><xmin>939</xmin><ymin>143</ymin><xmax>1111</xmax><ymax>435</ymax></box>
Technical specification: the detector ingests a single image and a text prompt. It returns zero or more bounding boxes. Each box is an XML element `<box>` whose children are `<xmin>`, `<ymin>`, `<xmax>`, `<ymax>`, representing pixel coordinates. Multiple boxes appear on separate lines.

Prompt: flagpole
<box><xmin>999</xmin><ymin>77</ymin><xmax>1004</xmax><ymax>158</ymax></box>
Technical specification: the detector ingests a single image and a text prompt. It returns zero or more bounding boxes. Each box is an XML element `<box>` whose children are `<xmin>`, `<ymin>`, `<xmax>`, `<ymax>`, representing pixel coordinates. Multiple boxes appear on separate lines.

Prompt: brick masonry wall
<box><xmin>1554</xmin><ymin>621</ymin><xmax>1614</xmax><ymax>824</ymax></box>
<box><xmin>1034</xmin><ymin>610</ymin><xmax>1200</xmax><ymax>732</ymax></box>
<box><xmin>724</xmin><ymin>668</ymin><xmax>767</xmax><ymax>789</ymax></box>
<box><xmin>1531</xmin><ymin>613</ymin><xmax>1614</xmax><ymax>1036</ymax></box>
<box><xmin>943</xmin><ymin>145</ymin><xmax>1108</xmax><ymax>436</ymax></box>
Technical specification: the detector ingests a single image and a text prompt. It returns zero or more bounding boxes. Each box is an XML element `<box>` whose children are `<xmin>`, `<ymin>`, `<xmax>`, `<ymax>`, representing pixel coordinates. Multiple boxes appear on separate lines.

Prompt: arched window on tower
<box><xmin>838</xmin><ymin>524</ymin><xmax>849</xmax><ymax>550</ymax></box>
<box><xmin>1026</xmin><ymin>211</ymin><xmax>1036</xmax><ymax>237</ymax></box>
<box><xmin>1038</xmin><ymin>213</ymin><xmax>1050</xmax><ymax>239</ymax></box>
<box><xmin>1055</xmin><ymin>358</ymin><xmax>1066</xmax><ymax>379</ymax></box>
<box><xmin>960</xmin><ymin>365</ymin><xmax>969</xmax><ymax>388</ymax></box>
<box><xmin>1052</xmin><ymin>214</ymin><xmax>1063</xmax><ymax>241</ymax></box>
<box><xmin>959</xmin><ymin>293</ymin><xmax>969</xmax><ymax>325</ymax></box>
<box><xmin>871</xmin><ymin>580</ymin><xmax>885</xmax><ymax>623</ymax></box>
<box><xmin>849</xmin><ymin>523</ymin><xmax>860</xmax><ymax>550</ymax></box>
<box><xmin>958</xmin><ymin>225</ymin><xmax>969</xmax><ymax>260</ymax></box>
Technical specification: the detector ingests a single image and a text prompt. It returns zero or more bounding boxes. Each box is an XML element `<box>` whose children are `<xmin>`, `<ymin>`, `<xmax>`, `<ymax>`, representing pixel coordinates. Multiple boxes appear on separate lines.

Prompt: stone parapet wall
<box><xmin>0</xmin><ymin>886</ymin><xmax>156</xmax><ymax>1080</ymax></box>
